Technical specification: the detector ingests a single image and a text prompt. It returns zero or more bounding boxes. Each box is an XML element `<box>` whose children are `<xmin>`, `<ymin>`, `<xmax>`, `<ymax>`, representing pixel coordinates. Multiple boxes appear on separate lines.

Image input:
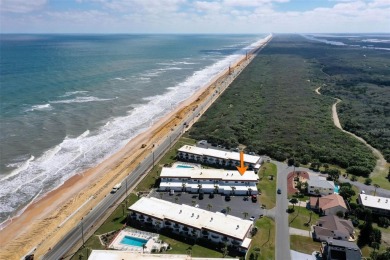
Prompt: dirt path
<box><xmin>315</xmin><ymin>87</ymin><xmax>388</xmax><ymax>177</ymax></box>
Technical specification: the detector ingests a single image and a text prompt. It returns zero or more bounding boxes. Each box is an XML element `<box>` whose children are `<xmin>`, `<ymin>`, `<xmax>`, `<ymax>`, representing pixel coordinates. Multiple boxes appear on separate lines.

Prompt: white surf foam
<box><xmin>25</xmin><ymin>104</ymin><xmax>52</xmax><ymax>112</ymax></box>
<box><xmin>50</xmin><ymin>96</ymin><xmax>116</xmax><ymax>104</ymax></box>
<box><xmin>0</xmin><ymin>34</ymin><xmax>271</xmax><ymax>225</ymax></box>
<box><xmin>61</xmin><ymin>91</ymin><xmax>89</xmax><ymax>97</ymax></box>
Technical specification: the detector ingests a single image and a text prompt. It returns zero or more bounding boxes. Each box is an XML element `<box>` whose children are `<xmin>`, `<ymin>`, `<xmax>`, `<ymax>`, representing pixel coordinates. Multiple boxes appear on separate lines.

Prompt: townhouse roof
<box><xmin>178</xmin><ymin>145</ymin><xmax>261</xmax><ymax>164</ymax></box>
<box><xmin>129</xmin><ymin>197</ymin><xmax>253</xmax><ymax>241</ymax></box>
<box><xmin>309</xmin><ymin>194</ymin><xmax>347</xmax><ymax>210</ymax></box>
<box><xmin>160</xmin><ymin>167</ymin><xmax>259</xmax><ymax>182</ymax></box>
<box><xmin>359</xmin><ymin>194</ymin><xmax>390</xmax><ymax>211</ymax></box>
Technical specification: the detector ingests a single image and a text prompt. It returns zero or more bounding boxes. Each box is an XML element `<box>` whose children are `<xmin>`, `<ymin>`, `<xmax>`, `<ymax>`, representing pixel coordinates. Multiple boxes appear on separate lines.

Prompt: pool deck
<box><xmin>109</xmin><ymin>229</ymin><xmax>164</xmax><ymax>253</ymax></box>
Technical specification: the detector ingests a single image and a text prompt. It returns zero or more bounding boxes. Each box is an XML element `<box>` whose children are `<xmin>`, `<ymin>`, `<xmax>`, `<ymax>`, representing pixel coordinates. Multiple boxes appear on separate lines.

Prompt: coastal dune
<box><xmin>0</xmin><ymin>35</ymin><xmax>272</xmax><ymax>259</ymax></box>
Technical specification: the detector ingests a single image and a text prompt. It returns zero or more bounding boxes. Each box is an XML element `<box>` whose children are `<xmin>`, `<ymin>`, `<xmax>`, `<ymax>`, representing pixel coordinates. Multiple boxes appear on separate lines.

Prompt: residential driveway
<box><xmin>289</xmin><ymin>227</ymin><xmax>312</xmax><ymax>238</ymax></box>
<box><xmin>291</xmin><ymin>250</ymin><xmax>317</xmax><ymax>260</ymax></box>
<box><xmin>149</xmin><ymin>190</ymin><xmax>264</xmax><ymax>220</ymax></box>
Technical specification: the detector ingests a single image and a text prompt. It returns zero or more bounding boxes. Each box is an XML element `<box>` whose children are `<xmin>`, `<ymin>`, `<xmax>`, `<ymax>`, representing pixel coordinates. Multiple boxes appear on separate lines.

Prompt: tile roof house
<box><xmin>309</xmin><ymin>194</ymin><xmax>347</xmax><ymax>216</ymax></box>
<box><xmin>313</xmin><ymin>215</ymin><xmax>356</xmax><ymax>242</ymax></box>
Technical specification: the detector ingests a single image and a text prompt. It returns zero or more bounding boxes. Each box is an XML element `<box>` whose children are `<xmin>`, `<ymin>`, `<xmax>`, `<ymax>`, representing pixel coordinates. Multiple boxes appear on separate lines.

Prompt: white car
<box><xmin>195</xmin><ymin>204</ymin><xmax>199</xmax><ymax>208</ymax></box>
<box><xmin>249</xmin><ymin>216</ymin><xmax>255</xmax><ymax>221</ymax></box>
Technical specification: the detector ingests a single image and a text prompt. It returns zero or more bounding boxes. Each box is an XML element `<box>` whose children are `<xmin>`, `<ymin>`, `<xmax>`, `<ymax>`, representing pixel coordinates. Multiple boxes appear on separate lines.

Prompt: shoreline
<box><xmin>0</xmin><ymin>35</ymin><xmax>272</xmax><ymax>259</ymax></box>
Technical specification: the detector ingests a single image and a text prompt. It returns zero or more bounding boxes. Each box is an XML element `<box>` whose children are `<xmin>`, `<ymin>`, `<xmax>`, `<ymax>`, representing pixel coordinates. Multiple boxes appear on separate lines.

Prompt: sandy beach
<box><xmin>0</xmin><ymin>35</ymin><xmax>272</xmax><ymax>259</ymax></box>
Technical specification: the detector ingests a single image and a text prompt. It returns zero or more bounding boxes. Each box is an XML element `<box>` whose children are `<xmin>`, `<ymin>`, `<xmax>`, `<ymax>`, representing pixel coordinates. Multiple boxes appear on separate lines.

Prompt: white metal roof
<box><xmin>178</xmin><ymin>145</ymin><xmax>261</xmax><ymax>164</ymax></box>
<box><xmin>160</xmin><ymin>167</ymin><xmax>259</xmax><ymax>182</ymax></box>
<box><xmin>307</xmin><ymin>179</ymin><xmax>335</xmax><ymax>189</ymax></box>
<box><xmin>129</xmin><ymin>197</ymin><xmax>253</xmax><ymax>241</ymax></box>
<box><xmin>88</xmin><ymin>251</ymin><xmax>238</xmax><ymax>260</ymax></box>
<box><xmin>359</xmin><ymin>194</ymin><xmax>390</xmax><ymax>211</ymax></box>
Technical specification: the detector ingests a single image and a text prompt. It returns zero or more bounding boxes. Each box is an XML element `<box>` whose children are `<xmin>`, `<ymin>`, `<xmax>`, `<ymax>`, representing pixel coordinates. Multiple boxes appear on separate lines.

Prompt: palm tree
<box><xmin>290</xmin><ymin>198</ymin><xmax>299</xmax><ymax>210</ymax></box>
<box><xmin>374</xmin><ymin>184</ymin><xmax>380</xmax><ymax>196</ymax></box>
<box><xmin>242</xmin><ymin>212</ymin><xmax>249</xmax><ymax>219</ymax></box>
<box><xmin>214</xmin><ymin>185</ymin><xmax>219</xmax><ymax>194</ymax></box>
<box><xmin>231</xmin><ymin>186</ymin><xmax>236</xmax><ymax>195</ymax></box>
<box><xmin>226</xmin><ymin>206</ymin><xmax>231</xmax><ymax>214</ymax></box>
<box><xmin>197</xmin><ymin>184</ymin><xmax>202</xmax><ymax>193</ymax></box>
<box><xmin>182</xmin><ymin>183</ymin><xmax>186</xmax><ymax>192</ymax></box>
<box><xmin>192</xmin><ymin>200</ymin><xmax>196</xmax><ymax>206</ymax></box>
<box><xmin>248</xmin><ymin>188</ymin><xmax>252</xmax><ymax>195</ymax></box>
<box><xmin>207</xmin><ymin>204</ymin><xmax>212</xmax><ymax>211</ymax></box>
<box><xmin>175</xmin><ymin>197</ymin><xmax>179</xmax><ymax>204</ymax></box>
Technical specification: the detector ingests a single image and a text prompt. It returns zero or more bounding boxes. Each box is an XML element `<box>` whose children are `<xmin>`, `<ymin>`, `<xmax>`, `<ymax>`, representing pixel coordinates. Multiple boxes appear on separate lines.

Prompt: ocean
<box><xmin>0</xmin><ymin>34</ymin><xmax>268</xmax><ymax>224</ymax></box>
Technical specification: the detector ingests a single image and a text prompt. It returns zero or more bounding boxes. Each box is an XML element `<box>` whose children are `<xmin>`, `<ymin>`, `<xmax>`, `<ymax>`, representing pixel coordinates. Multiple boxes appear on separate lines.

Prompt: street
<box><xmin>274</xmin><ymin>161</ymin><xmax>292</xmax><ymax>260</ymax></box>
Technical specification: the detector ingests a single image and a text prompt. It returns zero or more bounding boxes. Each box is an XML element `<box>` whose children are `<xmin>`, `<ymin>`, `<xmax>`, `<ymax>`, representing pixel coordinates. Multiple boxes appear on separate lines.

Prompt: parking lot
<box><xmin>149</xmin><ymin>190</ymin><xmax>265</xmax><ymax>221</ymax></box>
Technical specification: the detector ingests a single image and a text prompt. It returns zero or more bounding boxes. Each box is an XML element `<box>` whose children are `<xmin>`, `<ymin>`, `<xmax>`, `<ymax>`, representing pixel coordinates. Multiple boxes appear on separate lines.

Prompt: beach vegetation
<box><xmin>189</xmin><ymin>34</ymin><xmax>378</xmax><ymax>174</ymax></box>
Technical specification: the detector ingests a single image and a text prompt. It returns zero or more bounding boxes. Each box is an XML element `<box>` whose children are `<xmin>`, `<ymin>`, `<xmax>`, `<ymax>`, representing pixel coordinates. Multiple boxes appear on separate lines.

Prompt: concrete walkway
<box><xmin>289</xmin><ymin>227</ymin><xmax>312</xmax><ymax>238</ymax></box>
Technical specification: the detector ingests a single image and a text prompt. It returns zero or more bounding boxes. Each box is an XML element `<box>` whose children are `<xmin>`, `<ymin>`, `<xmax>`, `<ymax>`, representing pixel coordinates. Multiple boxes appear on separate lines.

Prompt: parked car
<box><xmin>199</xmin><ymin>193</ymin><xmax>204</xmax><ymax>200</ymax></box>
<box><xmin>277</xmin><ymin>188</ymin><xmax>281</xmax><ymax>194</ymax></box>
<box><xmin>221</xmin><ymin>209</ymin><xmax>227</xmax><ymax>214</ymax></box>
<box><xmin>169</xmin><ymin>189</ymin><xmax>175</xmax><ymax>196</ymax></box>
<box><xmin>249</xmin><ymin>216</ymin><xmax>255</xmax><ymax>221</ymax></box>
<box><xmin>209</xmin><ymin>192</ymin><xmax>214</xmax><ymax>199</ymax></box>
<box><xmin>195</xmin><ymin>204</ymin><xmax>199</xmax><ymax>208</ymax></box>
<box><xmin>251</xmin><ymin>195</ymin><xmax>257</xmax><ymax>202</ymax></box>
<box><xmin>225</xmin><ymin>195</ymin><xmax>231</xmax><ymax>201</ymax></box>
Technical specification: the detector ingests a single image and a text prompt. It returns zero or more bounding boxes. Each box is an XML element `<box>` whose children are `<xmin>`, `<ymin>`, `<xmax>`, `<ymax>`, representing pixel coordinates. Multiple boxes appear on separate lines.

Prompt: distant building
<box><xmin>159</xmin><ymin>167</ymin><xmax>259</xmax><ymax>195</ymax></box>
<box><xmin>358</xmin><ymin>194</ymin><xmax>390</xmax><ymax>216</ymax></box>
<box><xmin>128</xmin><ymin>197</ymin><xmax>253</xmax><ymax>253</ymax></box>
<box><xmin>88</xmin><ymin>251</ymin><xmax>239</xmax><ymax>260</ymax></box>
<box><xmin>307</xmin><ymin>178</ymin><xmax>336</xmax><ymax>196</ymax></box>
<box><xmin>313</xmin><ymin>215</ymin><xmax>356</xmax><ymax>242</ymax></box>
<box><xmin>309</xmin><ymin>194</ymin><xmax>347</xmax><ymax>216</ymax></box>
<box><xmin>177</xmin><ymin>145</ymin><xmax>263</xmax><ymax>171</ymax></box>
<box><xmin>321</xmin><ymin>239</ymin><xmax>361</xmax><ymax>260</ymax></box>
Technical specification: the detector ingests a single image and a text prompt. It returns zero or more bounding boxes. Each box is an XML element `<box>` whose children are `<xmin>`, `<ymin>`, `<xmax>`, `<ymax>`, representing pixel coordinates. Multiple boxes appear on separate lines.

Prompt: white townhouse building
<box><xmin>129</xmin><ymin>197</ymin><xmax>253</xmax><ymax>252</ymax></box>
<box><xmin>159</xmin><ymin>167</ymin><xmax>259</xmax><ymax>195</ymax></box>
<box><xmin>358</xmin><ymin>194</ymin><xmax>390</xmax><ymax>216</ymax></box>
<box><xmin>177</xmin><ymin>145</ymin><xmax>263</xmax><ymax>171</ymax></box>
<box><xmin>307</xmin><ymin>178</ymin><xmax>336</xmax><ymax>196</ymax></box>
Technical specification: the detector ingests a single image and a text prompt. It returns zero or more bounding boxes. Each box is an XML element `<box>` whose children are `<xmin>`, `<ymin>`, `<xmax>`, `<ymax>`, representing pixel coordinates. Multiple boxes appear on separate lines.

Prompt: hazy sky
<box><xmin>1</xmin><ymin>0</ymin><xmax>389</xmax><ymax>33</ymax></box>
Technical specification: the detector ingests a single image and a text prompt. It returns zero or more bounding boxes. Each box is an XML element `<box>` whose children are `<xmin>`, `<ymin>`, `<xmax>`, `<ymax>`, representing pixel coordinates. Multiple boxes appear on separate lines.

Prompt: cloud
<box><xmin>0</xmin><ymin>0</ymin><xmax>47</xmax><ymax>13</ymax></box>
<box><xmin>194</xmin><ymin>1</ymin><xmax>222</xmax><ymax>12</ymax></box>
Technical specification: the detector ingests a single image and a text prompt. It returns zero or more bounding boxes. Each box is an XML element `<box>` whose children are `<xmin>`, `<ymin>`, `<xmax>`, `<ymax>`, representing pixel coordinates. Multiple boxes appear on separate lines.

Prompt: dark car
<box><xmin>251</xmin><ymin>195</ymin><xmax>257</xmax><ymax>202</ymax></box>
<box><xmin>209</xmin><ymin>192</ymin><xmax>214</xmax><ymax>198</ymax></box>
<box><xmin>199</xmin><ymin>193</ymin><xmax>204</xmax><ymax>200</ymax></box>
<box><xmin>277</xmin><ymin>188</ymin><xmax>281</xmax><ymax>194</ymax></box>
<box><xmin>221</xmin><ymin>209</ymin><xmax>227</xmax><ymax>214</ymax></box>
<box><xmin>225</xmin><ymin>195</ymin><xmax>231</xmax><ymax>201</ymax></box>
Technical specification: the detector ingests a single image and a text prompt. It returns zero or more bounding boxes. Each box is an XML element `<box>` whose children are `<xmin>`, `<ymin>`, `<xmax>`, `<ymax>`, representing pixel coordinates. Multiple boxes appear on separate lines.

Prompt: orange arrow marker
<box><xmin>236</xmin><ymin>151</ymin><xmax>248</xmax><ymax>176</ymax></box>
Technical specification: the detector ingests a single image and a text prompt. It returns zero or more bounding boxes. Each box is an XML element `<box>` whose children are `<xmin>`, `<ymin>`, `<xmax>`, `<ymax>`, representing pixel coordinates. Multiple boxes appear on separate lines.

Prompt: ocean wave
<box><xmin>112</xmin><ymin>77</ymin><xmax>127</xmax><ymax>81</ymax></box>
<box><xmin>60</xmin><ymin>91</ymin><xmax>89</xmax><ymax>97</ymax></box>
<box><xmin>50</xmin><ymin>96</ymin><xmax>116</xmax><ymax>104</ymax></box>
<box><xmin>0</xmin><ymin>34</ymin><xmax>271</xmax><ymax>224</ymax></box>
<box><xmin>362</xmin><ymin>39</ymin><xmax>390</xmax><ymax>43</ymax></box>
<box><xmin>2</xmin><ymin>155</ymin><xmax>35</xmax><ymax>181</ymax></box>
<box><xmin>25</xmin><ymin>104</ymin><xmax>52</xmax><ymax>112</ymax></box>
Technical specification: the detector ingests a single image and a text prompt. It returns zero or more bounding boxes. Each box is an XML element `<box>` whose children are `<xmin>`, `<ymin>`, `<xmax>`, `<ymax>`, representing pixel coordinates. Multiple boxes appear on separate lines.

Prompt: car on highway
<box><xmin>277</xmin><ymin>188</ymin><xmax>281</xmax><ymax>194</ymax></box>
<box><xmin>111</xmin><ymin>183</ymin><xmax>122</xmax><ymax>193</ymax></box>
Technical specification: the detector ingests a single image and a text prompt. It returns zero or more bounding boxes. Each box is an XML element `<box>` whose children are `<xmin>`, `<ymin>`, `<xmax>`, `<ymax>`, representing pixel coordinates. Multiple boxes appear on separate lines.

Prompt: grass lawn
<box><xmin>135</xmin><ymin>136</ymin><xmax>196</xmax><ymax>192</ymax></box>
<box><xmin>290</xmin><ymin>235</ymin><xmax>321</xmax><ymax>254</ymax></box>
<box><xmin>158</xmin><ymin>234</ymin><xmax>224</xmax><ymax>258</ymax></box>
<box><xmin>288</xmin><ymin>206</ymin><xmax>319</xmax><ymax>231</ymax></box>
<box><xmin>247</xmin><ymin>217</ymin><xmax>275</xmax><ymax>260</ymax></box>
<box><xmin>258</xmin><ymin>163</ymin><xmax>277</xmax><ymax>209</ymax></box>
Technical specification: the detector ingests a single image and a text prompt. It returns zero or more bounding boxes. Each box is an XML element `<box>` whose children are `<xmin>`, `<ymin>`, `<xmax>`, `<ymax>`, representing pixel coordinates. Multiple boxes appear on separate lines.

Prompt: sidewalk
<box><xmin>289</xmin><ymin>227</ymin><xmax>312</xmax><ymax>238</ymax></box>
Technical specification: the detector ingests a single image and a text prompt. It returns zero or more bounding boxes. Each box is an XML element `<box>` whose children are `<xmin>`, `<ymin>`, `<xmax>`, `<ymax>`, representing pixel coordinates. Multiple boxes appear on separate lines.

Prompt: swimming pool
<box><xmin>334</xmin><ymin>185</ymin><xmax>339</xmax><ymax>194</ymax></box>
<box><xmin>176</xmin><ymin>165</ymin><xmax>194</xmax><ymax>169</ymax></box>
<box><xmin>120</xmin><ymin>236</ymin><xmax>148</xmax><ymax>247</ymax></box>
